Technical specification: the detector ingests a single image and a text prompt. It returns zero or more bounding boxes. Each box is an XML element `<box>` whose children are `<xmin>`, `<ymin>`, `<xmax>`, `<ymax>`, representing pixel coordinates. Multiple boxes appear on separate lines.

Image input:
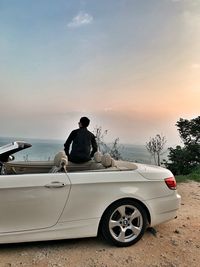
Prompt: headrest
<box><xmin>94</xmin><ymin>151</ymin><xmax>103</xmax><ymax>163</ymax></box>
<box><xmin>54</xmin><ymin>151</ymin><xmax>68</xmax><ymax>167</ymax></box>
<box><xmin>101</xmin><ymin>153</ymin><xmax>115</xmax><ymax>168</ymax></box>
<box><xmin>60</xmin><ymin>158</ymin><xmax>68</xmax><ymax>168</ymax></box>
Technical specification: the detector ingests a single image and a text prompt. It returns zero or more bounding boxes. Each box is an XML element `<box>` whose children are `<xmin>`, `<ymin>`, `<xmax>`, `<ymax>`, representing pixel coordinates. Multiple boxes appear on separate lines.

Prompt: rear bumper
<box><xmin>146</xmin><ymin>192</ymin><xmax>181</xmax><ymax>226</ymax></box>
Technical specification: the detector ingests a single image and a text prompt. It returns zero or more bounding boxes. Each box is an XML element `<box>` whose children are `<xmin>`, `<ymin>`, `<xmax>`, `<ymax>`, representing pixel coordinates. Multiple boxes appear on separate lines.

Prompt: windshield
<box><xmin>0</xmin><ymin>142</ymin><xmax>18</xmax><ymax>154</ymax></box>
<box><xmin>0</xmin><ymin>141</ymin><xmax>32</xmax><ymax>162</ymax></box>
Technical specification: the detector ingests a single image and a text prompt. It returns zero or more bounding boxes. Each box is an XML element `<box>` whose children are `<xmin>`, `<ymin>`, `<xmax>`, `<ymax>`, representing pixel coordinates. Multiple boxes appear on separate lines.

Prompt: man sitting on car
<box><xmin>64</xmin><ymin>117</ymin><xmax>97</xmax><ymax>163</ymax></box>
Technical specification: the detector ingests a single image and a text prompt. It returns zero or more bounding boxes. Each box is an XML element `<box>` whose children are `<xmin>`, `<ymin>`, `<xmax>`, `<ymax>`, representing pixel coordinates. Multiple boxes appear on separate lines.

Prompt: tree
<box><xmin>146</xmin><ymin>134</ymin><xmax>167</xmax><ymax>166</ymax></box>
<box><xmin>176</xmin><ymin>116</ymin><xmax>200</xmax><ymax>146</ymax></box>
<box><xmin>110</xmin><ymin>138</ymin><xmax>121</xmax><ymax>160</ymax></box>
<box><xmin>165</xmin><ymin>116</ymin><xmax>200</xmax><ymax>175</ymax></box>
<box><xmin>166</xmin><ymin>144</ymin><xmax>200</xmax><ymax>175</ymax></box>
<box><xmin>93</xmin><ymin>126</ymin><xmax>122</xmax><ymax>160</ymax></box>
<box><xmin>93</xmin><ymin>126</ymin><xmax>109</xmax><ymax>153</ymax></box>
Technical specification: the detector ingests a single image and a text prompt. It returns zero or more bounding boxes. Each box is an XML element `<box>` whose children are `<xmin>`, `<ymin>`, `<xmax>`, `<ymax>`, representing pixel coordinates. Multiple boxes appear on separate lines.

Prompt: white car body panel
<box><xmin>0</xmin><ymin>166</ymin><xmax>181</xmax><ymax>244</ymax></box>
<box><xmin>60</xmin><ymin>170</ymin><xmax>176</xmax><ymax>223</ymax></box>
<box><xmin>0</xmin><ymin>142</ymin><xmax>19</xmax><ymax>154</ymax></box>
<box><xmin>0</xmin><ymin>173</ymin><xmax>70</xmax><ymax>233</ymax></box>
<box><xmin>0</xmin><ymin>142</ymin><xmax>181</xmax><ymax>244</ymax></box>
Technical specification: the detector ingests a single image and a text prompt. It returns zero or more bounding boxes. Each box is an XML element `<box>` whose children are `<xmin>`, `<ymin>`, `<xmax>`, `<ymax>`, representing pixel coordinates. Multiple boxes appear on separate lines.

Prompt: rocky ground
<box><xmin>0</xmin><ymin>181</ymin><xmax>199</xmax><ymax>267</ymax></box>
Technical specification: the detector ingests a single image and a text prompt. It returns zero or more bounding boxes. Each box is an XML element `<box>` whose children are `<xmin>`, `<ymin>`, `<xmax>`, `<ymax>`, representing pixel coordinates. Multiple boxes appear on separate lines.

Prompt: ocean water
<box><xmin>0</xmin><ymin>137</ymin><xmax>168</xmax><ymax>164</ymax></box>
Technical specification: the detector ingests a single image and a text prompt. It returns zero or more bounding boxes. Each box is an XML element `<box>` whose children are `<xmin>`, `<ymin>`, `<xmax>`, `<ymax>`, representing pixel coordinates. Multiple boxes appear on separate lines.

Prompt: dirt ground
<box><xmin>0</xmin><ymin>181</ymin><xmax>199</xmax><ymax>267</ymax></box>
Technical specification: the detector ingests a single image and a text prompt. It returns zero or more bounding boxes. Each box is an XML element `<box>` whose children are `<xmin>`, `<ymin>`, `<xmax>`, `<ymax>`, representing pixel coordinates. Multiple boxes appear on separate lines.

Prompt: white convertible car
<box><xmin>0</xmin><ymin>141</ymin><xmax>181</xmax><ymax>247</ymax></box>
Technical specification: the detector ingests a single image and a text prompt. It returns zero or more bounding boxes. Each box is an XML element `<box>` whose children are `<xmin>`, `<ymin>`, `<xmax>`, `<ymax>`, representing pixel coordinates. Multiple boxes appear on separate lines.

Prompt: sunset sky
<box><xmin>0</xmin><ymin>0</ymin><xmax>199</xmax><ymax>145</ymax></box>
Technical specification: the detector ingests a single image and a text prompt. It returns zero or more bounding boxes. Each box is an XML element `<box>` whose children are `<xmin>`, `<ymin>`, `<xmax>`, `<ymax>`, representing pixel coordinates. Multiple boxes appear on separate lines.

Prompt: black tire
<box><xmin>101</xmin><ymin>199</ymin><xmax>147</xmax><ymax>247</ymax></box>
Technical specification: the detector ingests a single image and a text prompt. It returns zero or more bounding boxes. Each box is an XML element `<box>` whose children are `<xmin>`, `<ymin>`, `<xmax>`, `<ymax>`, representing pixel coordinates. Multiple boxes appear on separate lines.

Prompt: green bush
<box><xmin>165</xmin><ymin>116</ymin><xmax>200</xmax><ymax>175</ymax></box>
<box><xmin>165</xmin><ymin>144</ymin><xmax>200</xmax><ymax>175</ymax></box>
<box><xmin>175</xmin><ymin>166</ymin><xmax>200</xmax><ymax>183</ymax></box>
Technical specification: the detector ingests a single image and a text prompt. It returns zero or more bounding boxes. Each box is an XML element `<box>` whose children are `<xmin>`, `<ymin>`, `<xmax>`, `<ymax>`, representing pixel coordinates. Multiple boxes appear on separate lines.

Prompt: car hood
<box><xmin>0</xmin><ymin>141</ymin><xmax>32</xmax><ymax>162</ymax></box>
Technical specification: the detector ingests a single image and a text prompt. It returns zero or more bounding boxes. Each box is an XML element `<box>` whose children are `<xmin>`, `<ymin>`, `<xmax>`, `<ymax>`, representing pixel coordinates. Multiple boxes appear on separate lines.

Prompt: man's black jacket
<box><xmin>64</xmin><ymin>128</ymin><xmax>97</xmax><ymax>163</ymax></box>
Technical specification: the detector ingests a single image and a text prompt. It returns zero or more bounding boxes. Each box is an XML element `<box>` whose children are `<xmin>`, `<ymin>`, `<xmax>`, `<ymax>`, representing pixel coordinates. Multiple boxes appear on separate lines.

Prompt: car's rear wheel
<box><xmin>101</xmin><ymin>199</ymin><xmax>147</xmax><ymax>247</ymax></box>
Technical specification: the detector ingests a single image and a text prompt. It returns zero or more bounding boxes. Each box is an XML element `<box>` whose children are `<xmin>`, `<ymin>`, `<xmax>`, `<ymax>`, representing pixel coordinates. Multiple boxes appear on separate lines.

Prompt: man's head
<box><xmin>79</xmin><ymin>117</ymin><xmax>90</xmax><ymax>128</ymax></box>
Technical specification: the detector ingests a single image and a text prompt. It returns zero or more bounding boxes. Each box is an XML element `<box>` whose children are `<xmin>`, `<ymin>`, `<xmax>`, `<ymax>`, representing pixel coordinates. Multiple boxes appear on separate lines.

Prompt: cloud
<box><xmin>67</xmin><ymin>11</ymin><xmax>93</xmax><ymax>28</ymax></box>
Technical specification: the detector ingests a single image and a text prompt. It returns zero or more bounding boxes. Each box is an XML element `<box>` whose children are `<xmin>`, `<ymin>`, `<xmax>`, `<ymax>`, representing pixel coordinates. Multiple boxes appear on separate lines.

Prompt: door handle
<box><xmin>45</xmin><ymin>181</ymin><xmax>66</xmax><ymax>188</ymax></box>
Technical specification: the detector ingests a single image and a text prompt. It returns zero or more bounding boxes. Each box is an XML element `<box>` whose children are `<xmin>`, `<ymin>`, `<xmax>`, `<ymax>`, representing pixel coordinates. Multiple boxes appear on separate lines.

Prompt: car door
<box><xmin>0</xmin><ymin>173</ymin><xmax>71</xmax><ymax>233</ymax></box>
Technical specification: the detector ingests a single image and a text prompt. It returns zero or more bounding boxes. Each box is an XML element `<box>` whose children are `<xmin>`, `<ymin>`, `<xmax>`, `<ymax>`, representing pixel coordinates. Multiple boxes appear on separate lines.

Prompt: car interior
<box><xmin>2</xmin><ymin>151</ymin><xmax>138</xmax><ymax>175</ymax></box>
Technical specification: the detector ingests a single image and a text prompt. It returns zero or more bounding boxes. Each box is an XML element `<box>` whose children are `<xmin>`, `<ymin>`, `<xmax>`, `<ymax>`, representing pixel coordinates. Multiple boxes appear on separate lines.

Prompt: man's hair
<box><xmin>80</xmin><ymin>117</ymin><xmax>90</xmax><ymax>127</ymax></box>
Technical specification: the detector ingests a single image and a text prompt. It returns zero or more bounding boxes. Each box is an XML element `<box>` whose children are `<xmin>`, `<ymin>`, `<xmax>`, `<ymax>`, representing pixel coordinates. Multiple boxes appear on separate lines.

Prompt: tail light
<box><xmin>165</xmin><ymin>177</ymin><xmax>177</xmax><ymax>190</ymax></box>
